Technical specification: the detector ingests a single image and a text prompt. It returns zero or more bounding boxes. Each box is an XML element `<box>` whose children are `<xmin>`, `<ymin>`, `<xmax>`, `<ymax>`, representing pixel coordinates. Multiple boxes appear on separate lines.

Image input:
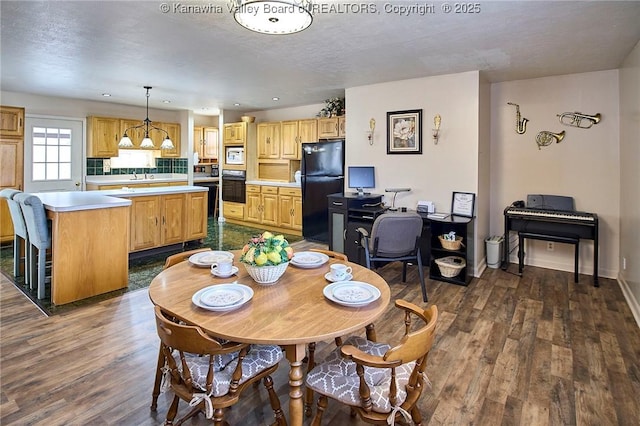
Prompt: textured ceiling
<box><xmin>1</xmin><ymin>1</ymin><xmax>639</xmax><ymax>114</ymax></box>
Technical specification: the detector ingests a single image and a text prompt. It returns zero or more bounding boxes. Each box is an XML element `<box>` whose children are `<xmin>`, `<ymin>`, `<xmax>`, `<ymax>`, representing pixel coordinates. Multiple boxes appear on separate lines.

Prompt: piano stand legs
<box><xmin>518</xmin><ymin>232</ymin><xmax>580</xmax><ymax>284</ymax></box>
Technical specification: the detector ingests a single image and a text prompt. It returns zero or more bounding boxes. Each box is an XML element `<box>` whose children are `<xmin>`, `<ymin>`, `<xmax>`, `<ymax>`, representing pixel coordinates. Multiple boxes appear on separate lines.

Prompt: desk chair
<box><xmin>306</xmin><ymin>301</ymin><xmax>438</xmax><ymax>426</ymax></box>
<box><xmin>13</xmin><ymin>193</ymin><xmax>51</xmax><ymax>300</ymax></box>
<box><xmin>0</xmin><ymin>189</ymin><xmax>30</xmax><ymax>285</ymax></box>
<box><xmin>154</xmin><ymin>306</ymin><xmax>286</xmax><ymax>425</ymax></box>
<box><xmin>357</xmin><ymin>212</ymin><xmax>427</xmax><ymax>302</ymax></box>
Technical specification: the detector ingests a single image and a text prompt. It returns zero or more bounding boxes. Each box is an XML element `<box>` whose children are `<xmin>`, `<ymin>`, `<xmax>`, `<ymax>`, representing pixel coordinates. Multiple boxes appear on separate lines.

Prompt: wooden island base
<box><xmin>47</xmin><ymin>205</ymin><xmax>129</xmax><ymax>305</ymax></box>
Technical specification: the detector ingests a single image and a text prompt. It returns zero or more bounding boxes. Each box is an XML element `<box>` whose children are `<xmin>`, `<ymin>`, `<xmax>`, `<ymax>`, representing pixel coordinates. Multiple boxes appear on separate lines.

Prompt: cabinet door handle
<box><xmin>332</xmin><ymin>201</ymin><xmax>344</xmax><ymax>206</ymax></box>
<box><xmin>335</xmin><ymin>123</ymin><xmax>338</xmax><ymax>132</ymax></box>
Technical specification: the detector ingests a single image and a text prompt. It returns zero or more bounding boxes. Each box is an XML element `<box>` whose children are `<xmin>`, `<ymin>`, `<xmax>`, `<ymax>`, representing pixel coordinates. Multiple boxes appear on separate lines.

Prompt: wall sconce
<box><xmin>432</xmin><ymin>114</ymin><xmax>441</xmax><ymax>144</ymax></box>
<box><xmin>366</xmin><ymin>118</ymin><xmax>376</xmax><ymax>145</ymax></box>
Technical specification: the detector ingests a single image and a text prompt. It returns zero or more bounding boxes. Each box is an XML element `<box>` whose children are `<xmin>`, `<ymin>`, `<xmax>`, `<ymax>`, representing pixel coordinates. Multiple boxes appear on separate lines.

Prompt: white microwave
<box><xmin>225</xmin><ymin>147</ymin><xmax>244</xmax><ymax>165</ymax></box>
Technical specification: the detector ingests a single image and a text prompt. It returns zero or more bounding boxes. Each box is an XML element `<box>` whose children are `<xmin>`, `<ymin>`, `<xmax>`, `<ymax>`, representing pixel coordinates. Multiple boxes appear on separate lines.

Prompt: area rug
<box><xmin>0</xmin><ymin>220</ymin><xmax>303</xmax><ymax>316</ymax></box>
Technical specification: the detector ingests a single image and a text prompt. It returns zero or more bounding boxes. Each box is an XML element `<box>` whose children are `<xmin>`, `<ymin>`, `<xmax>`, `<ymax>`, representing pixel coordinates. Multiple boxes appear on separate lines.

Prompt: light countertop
<box><xmin>98</xmin><ymin>185</ymin><xmax>208</xmax><ymax>197</ymax></box>
<box><xmin>246</xmin><ymin>180</ymin><xmax>300</xmax><ymax>188</ymax></box>
<box><xmin>85</xmin><ymin>173</ymin><xmax>188</xmax><ymax>185</ymax></box>
<box><xmin>34</xmin><ymin>191</ymin><xmax>132</xmax><ymax>212</ymax></box>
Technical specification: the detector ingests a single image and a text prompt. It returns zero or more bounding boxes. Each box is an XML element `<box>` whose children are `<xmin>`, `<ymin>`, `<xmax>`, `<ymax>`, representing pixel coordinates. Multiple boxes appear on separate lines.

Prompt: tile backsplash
<box><xmin>86</xmin><ymin>157</ymin><xmax>188</xmax><ymax>176</ymax></box>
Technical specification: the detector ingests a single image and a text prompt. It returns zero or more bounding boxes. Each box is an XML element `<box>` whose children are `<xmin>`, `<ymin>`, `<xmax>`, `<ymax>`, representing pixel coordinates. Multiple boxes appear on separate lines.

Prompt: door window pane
<box><xmin>32</xmin><ymin>126</ymin><xmax>73</xmax><ymax>182</ymax></box>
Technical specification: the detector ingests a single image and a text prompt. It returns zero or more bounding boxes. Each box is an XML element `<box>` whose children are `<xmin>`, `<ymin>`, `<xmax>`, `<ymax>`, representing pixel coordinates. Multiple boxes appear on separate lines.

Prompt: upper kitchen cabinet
<box><xmin>0</xmin><ymin>106</ymin><xmax>25</xmax><ymax>138</ymax></box>
<box><xmin>257</xmin><ymin>122</ymin><xmax>281</xmax><ymax>159</ymax></box>
<box><xmin>281</xmin><ymin>119</ymin><xmax>317</xmax><ymax>159</ymax></box>
<box><xmin>194</xmin><ymin>126</ymin><xmax>219</xmax><ymax>162</ymax></box>
<box><xmin>120</xmin><ymin>119</ymin><xmax>144</xmax><ymax>147</ymax></box>
<box><xmin>224</xmin><ymin>122</ymin><xmax>246</xmax><ymax>145</ymax></box>
<box><xmin>157</xmin><ymin>122</ymin><xmax>181</xmax><ymax>158</ymax></box>
<box><xmin>87</xmin><ymin>116</ymin><xmax>120</xmax><ymax>157</ymax></box>
<box><xmin>318</xmin><ymin>116</ymin><xmax>346</xmax><ymax>139</ymax></box>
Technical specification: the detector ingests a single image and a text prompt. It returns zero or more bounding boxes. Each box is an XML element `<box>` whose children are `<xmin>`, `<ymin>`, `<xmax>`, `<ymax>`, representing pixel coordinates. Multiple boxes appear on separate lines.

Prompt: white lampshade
<box><xmin>160</xmin><ymin>137</ymin><xmax>174</xmax><ymax>150</ymax></box>
<box><xmin>233</xmin><ymin>0</ymin><xmax>312</xmax><ymax>35</ymax></box>
<box><xmin>118</xmin><ymin>134</ymin><xmax>134</xmax><ymax>148</ymax></box>
<box><xmin>140</xmin><ymin>135</ymin><xmax>155</xmax><ymax>149</ymax></box>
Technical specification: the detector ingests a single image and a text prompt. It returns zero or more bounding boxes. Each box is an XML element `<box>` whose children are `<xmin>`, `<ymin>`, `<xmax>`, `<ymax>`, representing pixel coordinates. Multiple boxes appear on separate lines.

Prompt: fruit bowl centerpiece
<box><xmin>239</xmin><ymin>231</ymin><xmax>294</xmax><ymax>285</ymax></box>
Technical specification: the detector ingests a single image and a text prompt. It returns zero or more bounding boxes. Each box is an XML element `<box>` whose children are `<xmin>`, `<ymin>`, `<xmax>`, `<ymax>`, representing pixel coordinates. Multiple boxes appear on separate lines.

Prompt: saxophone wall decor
<box><xmin>507</xmin><ymin>102</ymin><xmax>529</xmax><ymax>134</ymax></box>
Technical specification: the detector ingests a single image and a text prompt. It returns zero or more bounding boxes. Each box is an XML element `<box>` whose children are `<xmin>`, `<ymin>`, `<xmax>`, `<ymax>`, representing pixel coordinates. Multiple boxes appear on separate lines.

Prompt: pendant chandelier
<box><xmin>119</xmin><ymin>86</ymin><xmax>174</xmax><ymax>150</ymax></box>
<box><xmin>231</xmin><ymin>0</ymin><xmax>313</xmax><ymax>35</ymax></box>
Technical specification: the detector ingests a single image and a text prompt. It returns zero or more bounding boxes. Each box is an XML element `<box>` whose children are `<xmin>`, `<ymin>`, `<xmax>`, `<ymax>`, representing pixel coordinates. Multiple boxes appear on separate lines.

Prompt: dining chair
<box><xmin>151</xmin><ymin>247</ymin><xmax>214</xmax><ymax>411</ymax></box>
<box><xmin>357</xmin><ymin>212</ymin><xmax>428</xmax><ymax>302</ymax></box>
<box><xmin>153</xmin><ymin>306</ymin><xmax>287</xmax><ymax>425</ymax></box>
<box><xmin>13</xmin><ymin>193</ymin><xmax>52</xmax><ymax>300</ymax></box>
<box><xmin>306</xmin><ymin>301</ymin><xmax>438</xmax><ymax>426</ymax></box>
<box><xmin>163</xmin><ymin>247</ymin><xmax>212</xmax><ymax>269</ymax></box>
<box><xmin>0</xmin><ymin>189</ymin><xmax>30</xmax><ymax>285</ymax></box>
<box><xmin>309</xmin><ymin>248</ymin><xmax>348</xmax><ymax>261</ymax></box>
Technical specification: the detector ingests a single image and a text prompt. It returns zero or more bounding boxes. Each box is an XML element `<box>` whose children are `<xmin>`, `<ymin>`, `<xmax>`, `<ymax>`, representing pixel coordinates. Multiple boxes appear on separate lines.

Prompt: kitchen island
<box><xmin>35</xmin><ymin>191</ymin><xmax>131</xmax><ymax>305</ymax></box>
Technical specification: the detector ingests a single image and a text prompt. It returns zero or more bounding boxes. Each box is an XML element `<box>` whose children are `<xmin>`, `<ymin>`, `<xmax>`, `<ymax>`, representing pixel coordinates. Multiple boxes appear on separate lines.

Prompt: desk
<box><xmin>148</xmin><ymin>253</ymin><xmax>391</xmax><ymax>426</ymax></box>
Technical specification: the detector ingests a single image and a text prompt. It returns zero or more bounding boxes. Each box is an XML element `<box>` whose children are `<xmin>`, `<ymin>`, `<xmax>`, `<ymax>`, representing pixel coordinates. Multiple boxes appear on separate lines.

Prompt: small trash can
<box><xmin>485</xmin><ymin>235</ymin><xmax>504</xmax><ymax>269</ymax></box>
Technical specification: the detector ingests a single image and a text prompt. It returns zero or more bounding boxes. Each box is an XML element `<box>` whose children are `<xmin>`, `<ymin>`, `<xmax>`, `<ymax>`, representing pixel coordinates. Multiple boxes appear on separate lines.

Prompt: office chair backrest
<box><xmin>370</xmin><ymin>212</ymin><xmax>423</xmax><ymax>257</ymax></box>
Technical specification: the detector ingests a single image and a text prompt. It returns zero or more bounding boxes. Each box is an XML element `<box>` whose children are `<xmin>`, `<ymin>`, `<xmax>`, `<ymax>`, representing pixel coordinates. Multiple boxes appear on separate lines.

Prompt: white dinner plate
<box><xmin>291</xmin><ymin>251</ymin><xmax>329</xmax><ymax>268</ymax></box>
<box><xmin>324</xmin><ymin>272</ymin><xmax>353</xmax><ymax>282</ymax></box>
<box><xmin>211</xmin><ymin>266</ymin><xmax>239</xmax><ymax>278</ymax></box>
<box><xmin>199</xmin><ymin>286</ymin><xmax>245</xmax><ymax>307</ymax></box>
<box><xmin>192</xmin><ymin>283</ymin><xmax>254</xmax><ymax>312</ymax></box>
<box><xmin>323</xmin><ymin>281</ymin><xmax>381</xmax><ymax>307</ymax></box>
<box><xmin>188</xmin><ymin>251</ymin><xmax>234</xmax><ymax>268</ymax></box>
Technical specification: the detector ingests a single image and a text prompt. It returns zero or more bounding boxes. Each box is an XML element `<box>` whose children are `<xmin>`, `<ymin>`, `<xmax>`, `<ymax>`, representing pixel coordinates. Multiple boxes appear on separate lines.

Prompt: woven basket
<box><xmin>438</xmin><ymin>235</ymin><xmax>464</xmax><ymax>250</ymax></box>
<box><xmin>435</xmin><ymin>256</ymin><xmax>466</xmax><ymax>278</ymax></box>
<box><xmin>243</xmin><ymin>262</ymin><xmax>289</xmax><ymax>285</ymax></box>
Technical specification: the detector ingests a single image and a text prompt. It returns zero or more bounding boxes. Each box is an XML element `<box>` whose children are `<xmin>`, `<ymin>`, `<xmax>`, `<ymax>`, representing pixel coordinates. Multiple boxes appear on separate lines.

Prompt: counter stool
<box><xmin>14</xmin><ymin>193</ymin><xmax>52</xmax><ymax>299</ymax></box>
<box><xmin>0</xmin><ymin>189</ymin><xmax>30</xmax><ymax>285</ymax></box>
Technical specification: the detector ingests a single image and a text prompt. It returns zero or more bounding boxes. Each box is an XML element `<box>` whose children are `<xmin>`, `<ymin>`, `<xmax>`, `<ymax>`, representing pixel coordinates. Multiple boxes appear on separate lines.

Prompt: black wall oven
<box><xmin>221</xmin><ymin>170</ymin><xmax>246</xmax><ymax>204</ymax></box>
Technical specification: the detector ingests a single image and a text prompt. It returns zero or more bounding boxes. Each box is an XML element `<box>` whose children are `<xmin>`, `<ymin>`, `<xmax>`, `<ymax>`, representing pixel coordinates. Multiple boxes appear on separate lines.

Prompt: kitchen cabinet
<box><xmin>120</xmin><ymin>119</ymin><xmax>144</xmax><ymax>147</ymax></box>
<box><xmin>278</xmin><ymin>187</ymin><xmax>302</xmax><ymax>231</ymax></box>
<box><xmin>281</xmin><ymin>119</ymin><xmax>317</xmax><ymax>159</ymax></box>
<box><xmin>318</xmin><ymin>115</ymin><xmax>346</xmax><ymax>139</ymax></box>
<box><xmin>223</xmin><ymin>201</ymin><xmax>245</xmax><ymax>220</ymax></box>
<box><xmin>257</xmin><ymin>122</ymin><xmax>281</xmax><ymax>159</ymax></box>
<box><xmin>158</xmin><ymin>122</ymin><xmax>181</xmax><ymax>158</ymax></box>
<box><xmin>184</xmin><ymin>191</ymin><xmax>208</xmax><ymax>241</ymax></box>
<box><xmin>125</xmin><ymin>191</ymin><xmax>206</xmax><ymax>252</ymax></box>
<box><xmin>1</xmin><ymin>106</ymin><xmax>25</xmax><ymax>243</ymax></box>
<box><xmin>245</xmin><ymin>184</ymin><xmax>278</xmax><ymax>227</ymax></box>
<box><xmin>224</xmin><ymin>122</ymin><xmax>246</xmax><ymax>145</ymax></box>
<box><xmin>87</xmin><ymin>116</ymin><xmax>120</xmax><ymax>157</ymax></box>
<box><xmin>428</xmin><ymin>215</ymin><xmax>474</xmax><ymax>286</ymax></box>
<box><xmin>0</xmin><ymin>106</ymin><xmax>25</xmax><ymax>138</ymax></box>
<box><xmin>194</xmin><ymin>126</ymin><xmax>219</xmax><ymax>162</ymax></box>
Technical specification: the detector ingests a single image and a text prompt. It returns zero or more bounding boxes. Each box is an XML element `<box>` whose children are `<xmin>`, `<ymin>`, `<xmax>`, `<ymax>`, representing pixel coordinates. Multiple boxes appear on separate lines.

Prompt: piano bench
<box><xmin>518</xmin><ymin>232</ymin><xmax>580</xmax><ymax>283</ymax></box>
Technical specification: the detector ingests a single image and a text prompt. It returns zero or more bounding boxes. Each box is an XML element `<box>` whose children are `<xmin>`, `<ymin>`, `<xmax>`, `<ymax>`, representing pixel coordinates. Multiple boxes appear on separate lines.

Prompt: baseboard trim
<box><xmin>618</xmin><ymin>275</ymin><xmax>640</xmax><ymax>328</ymax></box>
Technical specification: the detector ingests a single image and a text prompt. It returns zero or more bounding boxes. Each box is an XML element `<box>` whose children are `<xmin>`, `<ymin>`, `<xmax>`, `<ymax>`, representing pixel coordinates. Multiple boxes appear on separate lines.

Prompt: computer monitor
<box><xmin>348</xmin><ymin>166</ymin><xmax>375</xmax><ymax>196</ymax></box>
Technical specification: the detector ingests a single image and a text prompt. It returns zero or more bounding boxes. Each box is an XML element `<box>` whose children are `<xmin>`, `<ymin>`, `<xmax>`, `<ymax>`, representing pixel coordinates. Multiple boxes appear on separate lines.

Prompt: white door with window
<box><xmin>24</xmin><ymin>116</ymin><xmax>84</xmax><ymax>192</ymax></box>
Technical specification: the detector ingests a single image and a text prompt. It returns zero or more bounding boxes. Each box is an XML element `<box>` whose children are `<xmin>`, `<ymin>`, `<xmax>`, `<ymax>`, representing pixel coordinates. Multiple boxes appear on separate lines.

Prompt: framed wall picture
<box><xmin>387</xmin><ymin>109</ymin><xmax>422</xmax><ymax>154</ymax></box>
<box><xmin>451</xmin><ymin>191</ymin><xmax>476</xmax><ymax>217</ymax></box>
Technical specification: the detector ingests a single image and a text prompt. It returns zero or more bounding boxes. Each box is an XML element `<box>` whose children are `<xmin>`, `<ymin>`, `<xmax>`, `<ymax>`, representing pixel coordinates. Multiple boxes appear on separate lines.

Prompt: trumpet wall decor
<box><xmin>557</xmin><ymin>111</ymin><xmax>601</xmax><ymax>129</ymax></box>
<box><xmin>432</xmin><ymin>114</ymin><xmax>441</xmax><ymax>144</ymax></box>
<box><xmin>507</xmin><ymin>102</ymin><xmax>529</xmax><ymax>134</ymax></box>
<box><xmin>536</xmin><ymin>130</ymin><xmax>565</xmax><ymax>150</ymax></box>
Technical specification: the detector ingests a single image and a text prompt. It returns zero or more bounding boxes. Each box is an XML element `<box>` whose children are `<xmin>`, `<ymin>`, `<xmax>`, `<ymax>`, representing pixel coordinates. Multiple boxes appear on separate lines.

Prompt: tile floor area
<box><xmin>0</xmin><ymin>219</ymin><xmax>303</xmax><ymax>315</ymax></box>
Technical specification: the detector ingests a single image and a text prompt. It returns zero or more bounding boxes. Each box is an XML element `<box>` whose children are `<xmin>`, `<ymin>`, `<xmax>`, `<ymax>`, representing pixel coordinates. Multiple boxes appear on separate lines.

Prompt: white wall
<box><xmin>618</xmin><ymin>41</ymin><xmax>640</xmax><ymax>324</ymax></box>
<box><xmin>490</xmin><ymin>70</ymin><xmax>620</xmax><ymax>279</ymax></box>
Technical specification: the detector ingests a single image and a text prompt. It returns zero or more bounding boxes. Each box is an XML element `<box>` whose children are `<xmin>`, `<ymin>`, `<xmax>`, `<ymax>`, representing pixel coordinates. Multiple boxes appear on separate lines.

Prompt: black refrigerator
<box><xmin>301</xmin><ymin>140</ymin><xmax>345</xmax><ymax>242</ymax></box>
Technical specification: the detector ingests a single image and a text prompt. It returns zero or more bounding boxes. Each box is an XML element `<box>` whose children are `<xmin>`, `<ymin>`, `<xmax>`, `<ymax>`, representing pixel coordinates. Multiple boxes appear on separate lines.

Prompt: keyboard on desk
<box><xmin>505</xmin><ymin>207</ymin><xmax>596</xmax><ymax>222</ymax></box>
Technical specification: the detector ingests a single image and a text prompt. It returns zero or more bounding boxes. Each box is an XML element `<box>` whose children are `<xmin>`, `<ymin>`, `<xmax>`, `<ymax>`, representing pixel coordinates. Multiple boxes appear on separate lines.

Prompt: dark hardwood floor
<box><xmin>1</xmin><ymin>241</ymin><xmax>639</xmax><ymax>425</ymax></box>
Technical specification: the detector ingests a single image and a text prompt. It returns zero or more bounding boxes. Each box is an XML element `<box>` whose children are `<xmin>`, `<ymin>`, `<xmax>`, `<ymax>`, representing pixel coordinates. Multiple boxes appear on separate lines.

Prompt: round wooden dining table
<box><xmin>148</xmin><ymin>250</ymin><xmax>391</xmax><ymax>426</ymax></box>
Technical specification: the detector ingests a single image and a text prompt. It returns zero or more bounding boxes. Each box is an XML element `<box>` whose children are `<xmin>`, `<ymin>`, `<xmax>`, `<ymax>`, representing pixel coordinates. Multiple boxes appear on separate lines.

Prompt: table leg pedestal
<box><xmin>285</xmin><ymin>343</ymin><xmax>307</xmax><ymax>426</ymax></box>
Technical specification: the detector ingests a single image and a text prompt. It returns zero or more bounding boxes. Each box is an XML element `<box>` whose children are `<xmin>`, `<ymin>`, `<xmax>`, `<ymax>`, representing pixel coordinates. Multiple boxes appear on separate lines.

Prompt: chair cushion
<box><xmin>305</xmin><ymin>336</ymin><xmax>415</xmax><ymax>413</ymax></box>
<box><xmin>175</xmin><ymin>345</ymin><xmax>283</xmax><ymax>397</ymax></box>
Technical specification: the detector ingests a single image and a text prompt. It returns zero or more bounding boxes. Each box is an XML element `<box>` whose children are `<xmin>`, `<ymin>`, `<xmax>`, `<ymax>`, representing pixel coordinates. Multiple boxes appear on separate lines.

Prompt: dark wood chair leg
<box><xmin>304</xmin><ymin>342</ymin><xmax>316</xmax><ymax>417</ymax></box>
<box><xmin>151</xmin><ymin>344</ymin><xmax>164</xmax><ymax>411</ymax></box>
<box><xmin>264</xmin><ymin>376</ymin><xmax>286</xmax><ymax>426</ymax></box>
<box><xmin>311</xmin><ymin>395</ymin><xmax>328</xmax><ymax>426</ymax></box>
<box><xmin>365</xmin><ymin>323</ymin><xmax>377</xmax><ymax>342</ymax></box>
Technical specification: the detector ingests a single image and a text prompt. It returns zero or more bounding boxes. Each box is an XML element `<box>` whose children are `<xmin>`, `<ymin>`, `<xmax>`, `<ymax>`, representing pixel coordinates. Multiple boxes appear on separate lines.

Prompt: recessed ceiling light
<box><xmin>162</xmin><ymin>100</ymin><xmax>171</xmax><ymax>104</ymax></box>
<box><xmin>101</xmin><ymin>93</ymin><xmax>111</xmax><ymax>97</ymax></box>
<box><xmin>272</xmin><ymin>97</ymin><xmax>279</xmax><ymax>101</ymax></box>
<box><xmin>234</xmin><ymin>103</ymin><xmax>241</xmax><ymax>106</ymax></box>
